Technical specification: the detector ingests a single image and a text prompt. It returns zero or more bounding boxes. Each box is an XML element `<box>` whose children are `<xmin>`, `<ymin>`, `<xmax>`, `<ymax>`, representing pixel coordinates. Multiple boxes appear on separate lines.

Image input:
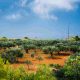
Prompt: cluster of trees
<box><xmin>69</xmin><ymin>36</ymin><xmax>80</xmax><ymax>41</ymax></box>
<box><xmin>42</xmin><ymin>44</ymin><xmax>80</xmax><ymax>58</ymax></box>
<box><xmin>0</xmin><ymin>36</ymin><xmax>80</xmax><ymax>80</ymax></box>
<box><xmin>0</xmin><ymin>36</ymin><xmax>80</xmax><ymax>63</ymax></box>
<box><xmin>0</xmin><ymin>41</ymin><xmax>15</xmax><ymax>48</ymax></box>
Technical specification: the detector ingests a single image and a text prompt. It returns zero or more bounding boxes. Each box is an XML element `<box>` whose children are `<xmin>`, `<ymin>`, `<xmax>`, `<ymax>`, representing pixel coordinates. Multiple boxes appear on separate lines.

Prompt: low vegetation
<box><xmin>0</xmin><ymin>36</ymin><xmax>80</xmax><ymax>80</ymax></box>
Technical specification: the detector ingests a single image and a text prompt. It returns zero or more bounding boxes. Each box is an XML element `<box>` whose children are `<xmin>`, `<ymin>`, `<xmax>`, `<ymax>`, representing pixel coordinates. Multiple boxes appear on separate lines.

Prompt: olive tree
<box><xmin>25</xmin><ymin>60</ymin><xmax>32</xmax><ymax>70</ymax></box>
<box><xmin>42</xmin><ymin>46</ymin><xmax>59</xmax><ymax>58</ymax></box>
<box><xmin>23</xmin><ymin>44</ymin><xmax>37</xmax><ymax>53</ymax></box>
<box><xmin>1</xmin><ymin>48</ymin><xmax>24</xmax><ymax>63</ymax></box>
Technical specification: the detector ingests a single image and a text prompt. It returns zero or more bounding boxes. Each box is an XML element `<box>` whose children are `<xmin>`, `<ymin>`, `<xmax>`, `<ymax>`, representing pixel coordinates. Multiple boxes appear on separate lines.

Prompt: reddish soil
<box><xmin>11</xmin><ymin>50</ymin><xmax>70</xmax><ymax>71</ymax></box>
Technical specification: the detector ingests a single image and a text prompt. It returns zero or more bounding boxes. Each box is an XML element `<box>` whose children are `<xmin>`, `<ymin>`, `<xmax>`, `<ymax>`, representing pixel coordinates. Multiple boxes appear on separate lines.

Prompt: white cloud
<box><xmin>6</xmin><ymin>13</ymin><xmax>22</xmax><ymax>20</ymax></box>
<box><xmin>6</xmin><ymin>0</ymin><xmax>80</xmax><ymax>20</ymax></box>
<box><xmin>30</xmin><ymin>0</ymin><xmax>80</xmax><ymax>20</ymax></box>
<box><xmin>40</xmin><ymin>14</ymin><xmax>58</xmax><ymax>20</ymax></box>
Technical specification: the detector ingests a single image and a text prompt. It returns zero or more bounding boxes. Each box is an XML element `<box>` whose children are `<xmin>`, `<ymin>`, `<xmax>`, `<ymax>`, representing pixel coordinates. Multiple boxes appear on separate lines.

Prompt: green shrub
<box><xmin>0</xmin><ymin>57</ymin><xmax>7</xmax><ymax>79</ymax></box>
<box><xmin>55</xmin><ymin>53</ymin><xmax>80</xmax><ymax>80</ymax></box>
<box><xmin>36</xmin><ymin>56</ymin><xmax>43</xmax><ymax>63</ymax></box>
<box><xmin>1</xmin><ymin>48</ymin><xmax>24</xmax><ymax>63</ymax></box>
<box><xmin>25</xmin><ymin>60</ymin><xmax>32</xmax><ymax>70</ymax></box>
<box><xmin>31</xmin><ymin>52</ymin><xmax>35</xmax><ymax>58</ymax></box>
<box><xmin>49</xmin><ymin>64</ymin><xmax>61</xmax><ymax>69</ymax></box>
<box><xmin>42</xmin><ymin>46</ymin><xmax>59</xmax><ymax>58</ymax></box>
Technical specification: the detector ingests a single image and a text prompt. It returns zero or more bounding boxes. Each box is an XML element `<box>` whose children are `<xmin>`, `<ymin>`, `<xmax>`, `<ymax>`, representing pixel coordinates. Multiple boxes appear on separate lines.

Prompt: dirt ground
<box><xmin>11</xmin><ymin>50</ymin><xmax>69</xmax><ymax>71</ymax></box>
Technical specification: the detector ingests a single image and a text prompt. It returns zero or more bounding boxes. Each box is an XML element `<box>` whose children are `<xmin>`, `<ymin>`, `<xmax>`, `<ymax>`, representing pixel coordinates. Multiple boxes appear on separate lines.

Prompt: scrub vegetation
<box><xmin>0</xmin><ymin>36</ymin><xmax>80</xmax><ymax>80</ymax></box>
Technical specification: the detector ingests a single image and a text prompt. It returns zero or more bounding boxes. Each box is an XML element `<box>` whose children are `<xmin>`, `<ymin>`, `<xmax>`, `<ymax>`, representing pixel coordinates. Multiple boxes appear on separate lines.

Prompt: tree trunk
<box><xmin>50</xmin><ymin>52</ymin><xmax>53</xmax><ymax>58</ymax></box>
<box><xmin>57</xmin><ymin>51</ymin><xmax>60</xmax><ymax>55</ymax></box>
<box><xmin>26</xmin><ymin>49</ymin><xmax>28</xmax><ymax>53</ymax></box>
<box><xmin>16</xmin><ymin>57</ymin><xmax>18</xmax><ymax>63</ymax></box>
<box><xmin>34</xmin><ymin>49</ymin><xmax>36</xmax><ymax>54</ymax></box>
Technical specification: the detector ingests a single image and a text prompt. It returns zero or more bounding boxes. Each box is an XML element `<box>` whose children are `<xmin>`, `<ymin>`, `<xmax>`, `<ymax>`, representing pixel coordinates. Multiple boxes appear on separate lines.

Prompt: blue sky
<box><xmin>0</xmin><ymin>0</ymin><xmax>80</xmax><ymax>39</ymax></box>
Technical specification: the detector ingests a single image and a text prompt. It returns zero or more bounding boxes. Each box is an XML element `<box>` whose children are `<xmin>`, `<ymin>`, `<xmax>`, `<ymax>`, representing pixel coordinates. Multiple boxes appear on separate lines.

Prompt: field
<box><xmin>12</xmin><ymin>50</ymin><xmax>69</xmax><ymax>70</ymax></box>
<box><xmin>0</xmin><ymin>0</ymin><xmax>80</xmax><ymax>79</ymax></box>
<box><xmin>0</xmin><ymin>37</ymin><xmax>80</xmax><ymax>80</ymax></box>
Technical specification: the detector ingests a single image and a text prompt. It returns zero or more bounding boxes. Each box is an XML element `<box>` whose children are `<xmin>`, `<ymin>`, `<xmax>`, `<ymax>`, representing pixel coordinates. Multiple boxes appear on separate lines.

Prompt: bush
<box><xmin>1</xmin><ymin>48</ymin><xmax>24</xmax><ymax>63</ymax></box>
<box><xmin>42</xmin><ymin>46</ymin><xmax>59</xmax><ymax>58</ymax></box>
<box><xmin>0</xmin><ymin>57</ymin><xmax>57</xmax><ymax>80</ymax></box>
<box><xmin>0</xmin><ymin>57</ymin><xmax>7</xmax><ymax>79</ymax></box>
<box><xmin>25</xmin><ymin>60</ymin><xmax>32</xmax><ymax>70</ymax></box>
<box><xmin>36</xmin><ymin>56</ymin><xmax>43</xmax><ymax>62</ymax></box>
<box><xmin>55</xmin><ymin>53</ymin><xmax>80</xmax><ymax>80</ymax></box>
<box><xmin>49</xmin><ymin>64</ymin><xmax>61</xmax><ymax>69</ymax></box>
<box><xmin>31</xmin><ymin>52</ymin><xmax>35</xmax><ymax>58</ymax></box>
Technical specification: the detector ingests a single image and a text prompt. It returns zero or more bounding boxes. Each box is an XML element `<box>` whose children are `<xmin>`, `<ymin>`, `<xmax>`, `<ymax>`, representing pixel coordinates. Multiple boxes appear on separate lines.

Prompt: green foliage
<box><xmin>25</xmin><ymin>60</ymin><xmax>32</xmax><ymax>70</ymax></box>
<box><xmin>0</xmin><ymin>57</ymin><xmax>7</xmax><ymax>79</ymax></box>
<box><xmin>42</xmin><ymin>46</ymin><xmax>59</xmax><ymax>58</ymax></box>
<box><xmin>34</xmin><ymin>65</ymin><xmax>56</xmax><ymax>80</ymax></box>
<box><xmin>3</xmin><ymin>66</ymin><xmax>56</xmax><ymax>80</ymax></box>
<box><xmin>0</xmin><ymin>37</ymin><xmax>80</xmax><ymax>80</ymax></box>
<box><xmin>55</xmin><ymin>53</ymin><xmax>80</xmax><ymax>80</ymax></box>
<box><xmin>6</xmin><ymin>66</ymin><xmax>27</xmax><ymax>80</ymax></box>
<box><xmin>1</xmin><ymin>48</ymin><xmax>24</xmax><ymax>63</ymax></box>
<box><xmin>0</xmin><ymin>57</ymin><xmax>56</xmax><ymax>80</ymax></box>
<box><xmin>49</xmin><ymin>64</ymin><xmax>61</xmax><ymax>69</ymax></box>
<box><xmin>14</xmin><ymin>39</ymin><xmax>23</xmax><ymax>46</ymax></box>
<box><xmin>42</xmin><ymin>47</ymin><xmax>50</xmax><ymax>54</ymax></box>
<box><xmin>64</xmin><ymin>54</ymin><xmax>80</xmax><ymax>79</ymax></box>
<box><xmin>25</xmin><ymin>60</ymin><xmax>32</xmax><ymax>65</ymax></box>
<box><xmin>36</xmin><ymin>56</ymin><xmax>43</xmax><ymax>62</ymax></box>
<box><xmin>23</xmin><ymin>44</ymin><xmax>36</xmax><ymax>53</ymax></box>
<box><xmin>0</xmin><ymin>41</ymin><xmax>16</xmax><ymax>48</ymax></box>
<box><xmin>69</xmin><ymin>45</ymin><xmax>79</xmax><ymax>53</ymax></box>
<box><xmin>70</xmin><ymin>36</ymin><xmax>80</xmax><ymax>41</ymax></box>
<box><xmin>31</xmin><ymin>52</ymin><xmax>35</xmax><ymax>58</ymax></box>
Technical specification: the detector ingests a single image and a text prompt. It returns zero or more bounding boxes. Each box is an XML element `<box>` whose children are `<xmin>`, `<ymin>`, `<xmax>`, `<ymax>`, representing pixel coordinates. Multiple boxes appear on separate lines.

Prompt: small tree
<box><xmin>24</xmin><ymin>37</ymin><xmax>29</xmax><ymax>39</ymax></box>
<box><xmin>23</xmin><ymin>44</ymin><xmax>36</xmax><ymax>53</ymax></box>
<box><xmin>69</xmin><ymin>45</ymin><xmax>79</xmax><ymax>53</ymax></box>
<box><xmin>36</xmin><ymin>56</ymin><xmax>43</xmax><ymax>64</ymax></box>
<box><xmin>74</xmin><ymin>36</ymin><xmax>80</xmax><ymax>41</ymax></box>
<box><xmin>31</xmin><ymin>52</ymin><xmax>35</xmax><ymax>58</ymax></box>
<box><xmin>42</xmin><ymin>46</ymin><xmax>58</xmax><ymax>58</ymax></box>
<box><xmin>25</xmin><ymin>60</ymin><xmax>32</xmax><ymax>70</ymax></box>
